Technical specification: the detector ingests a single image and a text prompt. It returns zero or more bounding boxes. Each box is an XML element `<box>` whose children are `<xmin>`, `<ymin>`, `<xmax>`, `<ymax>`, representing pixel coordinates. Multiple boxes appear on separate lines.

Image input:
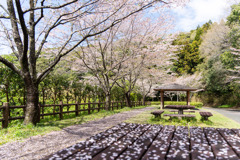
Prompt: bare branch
<box><xmin>34</xmin><ymin>0</ymin><xmax>45</xmax><ymax>26</ymax></box>
<box><xmin>0</xmin><ymin>16</ymin><xmax>10</xmax><ymax>19</ymax></box>
<box><xmin>0</xmin><ymin>20</ymin><xmax>19</xmax><ymax>58</ymax></box>
<box><xmin>0</xmin><ymin>56</ymin><xmax>21</xmax><ymax>76</ymax></box>
<box><xmin>0</xmin><ymin>4</ymin><xmax>9</xmax><ymax>19</ymax></box>
<box><xmin>23</xmin><ymin>0</ymin><xmax>79</xmax><ymax>13</ymax></box>
<box><xmin>36</xmin><ymin>1</ymin><xmax>97</xmax><ymax>58</ymax></box>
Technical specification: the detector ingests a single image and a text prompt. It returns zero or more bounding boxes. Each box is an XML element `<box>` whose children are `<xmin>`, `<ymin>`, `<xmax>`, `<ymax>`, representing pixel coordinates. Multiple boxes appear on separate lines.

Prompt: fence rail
<box><xmin>0</xmin><ymin>101</ymin><xmax>150</xmax><ymax>129</ymax></box>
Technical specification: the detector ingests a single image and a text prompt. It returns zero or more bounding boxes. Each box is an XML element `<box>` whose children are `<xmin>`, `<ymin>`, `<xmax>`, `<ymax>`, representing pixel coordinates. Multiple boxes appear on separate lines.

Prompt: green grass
<box><xmin>125</xmin><ymin>105</ymin><xmax>240</xmax><ymax>129</ymax></box>
<box><xmin>215</xmin><ymin>104</ymin><xmax>234</xmax><ymax>108</ymax></box>
<box><xmin>0</xmin><ymin>105</ymin><xmax>147</xmax><ymax>145</ymax></box>
<box><xmin>151</xmin><ymin>101</ymin><xmax>203</xmax><ymax>108</ymax></box>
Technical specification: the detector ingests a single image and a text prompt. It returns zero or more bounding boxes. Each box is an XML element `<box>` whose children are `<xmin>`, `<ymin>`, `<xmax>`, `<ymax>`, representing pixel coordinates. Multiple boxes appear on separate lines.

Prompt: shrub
<box><xmin>216</xmin><ymin>105</ymin><xmax>233</xmax><ymax>108</ymax></box>
<box><xmin>150</xmin><ymin>101</ymin><xmax>203</xmax><ymax>108</ymax></box>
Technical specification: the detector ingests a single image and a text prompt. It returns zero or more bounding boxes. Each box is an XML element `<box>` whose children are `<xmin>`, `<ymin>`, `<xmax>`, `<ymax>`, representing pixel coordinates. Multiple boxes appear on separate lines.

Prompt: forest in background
<box><xmin>172</xmin><ymin>3</ymin><xmax>240</xmax><ymax>106</ymax></box>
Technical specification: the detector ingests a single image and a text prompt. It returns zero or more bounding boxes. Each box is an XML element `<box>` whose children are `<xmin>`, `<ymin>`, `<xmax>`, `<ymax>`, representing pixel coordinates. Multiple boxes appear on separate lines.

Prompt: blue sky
<box><xmin>172</xmin><ymin>0</ymin><xmax>236</xmax><ymax>32</ymax></box>
<box><xmin>0</xmin><ymin>0</ymin><xmax>238</xmax><ymax>54</ymax></box>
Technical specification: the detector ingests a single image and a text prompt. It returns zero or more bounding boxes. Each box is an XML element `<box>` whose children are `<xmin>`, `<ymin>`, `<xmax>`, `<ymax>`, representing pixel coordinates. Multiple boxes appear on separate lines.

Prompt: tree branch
<box><xmin>0</xmin><ymin>4</ymin><xmax>9</xmax><ymax>18</ymax></box>
<box><xmin>34</xmin><ymin>0</ymin><xmax>45</xmax><ymax>26</ymax></box>
<box><xmin>0</xmin><ymin>56</ymin><xmax>22</xmax><ymax>76</ymax></box>
<box><xmin>36</xmin><ymin>1</ymin><xmax>97</xmax><ymax>58</ymax></box>
<box><xmin>37</xmin><ymin>0</ymin><xmax>159</xmax><ymax>83</ymax></box>
<box><xmin>0</xmin><ymin>15</ymin><xmax>10</xmax><ymax>19</ymax></box>
<box><xmin>0</xmin><ymin>20</ymin><xmax>19</xmax><ymax>58</ymax></box>
<box><xmin>15</xmin><ymin>0</ymin><xmax>29</xmax><ymax>56</ymax></box>
<box><xmin>23</xmin><ymin>0</ymin><xmax>80</xmax><ymax>13</ymax></box>
<box><xmin>7</xmin><ymin>0</ymin><xmax>24</xmax><ymax>55</ymax></box>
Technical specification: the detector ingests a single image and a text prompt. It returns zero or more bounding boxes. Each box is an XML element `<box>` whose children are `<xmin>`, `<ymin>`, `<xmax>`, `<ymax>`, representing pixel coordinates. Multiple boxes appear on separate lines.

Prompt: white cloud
<box><xmin>173</xmin><ymin>0</ymin><xmax>234</xmax><ymax>32</ymax></box>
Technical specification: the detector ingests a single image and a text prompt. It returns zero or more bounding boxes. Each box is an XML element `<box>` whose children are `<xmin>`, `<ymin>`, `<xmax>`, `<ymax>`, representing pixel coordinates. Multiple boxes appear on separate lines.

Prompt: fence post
<box><xmin>59</xmin><ymin>101</ymin><xmax>63</xmax><ymax>120</ymax></box>
<box><xmin>75</xmin><ymin>101</ymin><xmax>79</xmax><ymax>116</ymax></box>
<box><xmin>40</xmin><ymin>103</ymin><xmax>44</xmax><ymax>119</ymax></box>
<box><xmin>93</xmin><ymin>103</ymin><xmax>95</xmax><ymax>113</ymax></box>
<box><xmin>98</xmin><ymin>102</ymin><xmax>100</xmax><ymax>112</ymax></box>
<box><xmin>2</xmin><ymin>102</ymin><xmax>9</xmax><ymax>128</ymax></box>
<box><xmin>117</xmin><ymin>102</ymin><xmax>119</xmax><ymax>110</ymax></box>
<box><xmin>88</xmin><ymin>103</ymin><xmax>91</xmax><ymax>114</ymax></box>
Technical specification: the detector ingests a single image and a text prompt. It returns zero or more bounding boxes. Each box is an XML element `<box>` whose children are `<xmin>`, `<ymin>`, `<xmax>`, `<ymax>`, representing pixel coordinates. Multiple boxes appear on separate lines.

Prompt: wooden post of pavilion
<box><xmin>154</xmin><ymin>83</ymin><xmax>198</xmax><ymax>109</ymax></box>
<box><xmin>160</xmin><ymin>91</ymin><xmax>164</xmax><ymax>109</ymax></box>
<box><xmin>187</xmin><ymin>91</ymin><xmax>190</xmax><ymax>105</ymax></box>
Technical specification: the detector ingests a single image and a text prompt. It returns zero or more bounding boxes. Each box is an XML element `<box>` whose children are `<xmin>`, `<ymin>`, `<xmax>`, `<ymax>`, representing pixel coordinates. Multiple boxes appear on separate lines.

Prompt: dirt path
<box><xmin>0</xmin><ymin>106</ymin><xmax>155</xmax><ymax>160</ymax></box>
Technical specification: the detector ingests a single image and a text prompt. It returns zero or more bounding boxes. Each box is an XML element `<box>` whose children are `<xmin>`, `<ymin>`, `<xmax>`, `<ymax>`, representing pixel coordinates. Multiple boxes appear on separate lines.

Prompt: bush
<box><xmin>150</xmin><ymin>101</ymin><xmax>203</xmax><ymax>108</ymax></box>
<box><xmin>216</xmin><ymin>105</ymin><xmax>233</xmax><ymax>108</ymax></box>
<box><xmin>190</xmin><ymin>102</ymin><xmax>203</xmax><ymax>108</ymax></box>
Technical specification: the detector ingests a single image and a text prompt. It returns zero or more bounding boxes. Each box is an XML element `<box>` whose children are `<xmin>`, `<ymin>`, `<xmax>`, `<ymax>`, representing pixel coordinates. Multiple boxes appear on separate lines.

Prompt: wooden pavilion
<box><xmin>154</xmin><ymin>83</ymin><xmax>198</xmax><ymax>109</ymax></box>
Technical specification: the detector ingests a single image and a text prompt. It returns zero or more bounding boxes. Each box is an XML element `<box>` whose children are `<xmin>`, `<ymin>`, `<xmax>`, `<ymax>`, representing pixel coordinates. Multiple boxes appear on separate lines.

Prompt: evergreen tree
<box><xmin>172</xmin><ymin>21</ymin><xmax>212</xmax><ymax>75</ymax></box>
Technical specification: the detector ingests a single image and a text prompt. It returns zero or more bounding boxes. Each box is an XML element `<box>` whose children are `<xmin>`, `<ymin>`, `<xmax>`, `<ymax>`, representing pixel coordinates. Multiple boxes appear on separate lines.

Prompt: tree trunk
<box><xmin>24</xmin><ymin>82</ymin><xmax>39</xmax><ymax>125</ymax></box>
<box><xmin>142</xmin><ymin>95</ymin><xmax>146</xmax><ymax>106</ymax></box>
<box><xmin>53</xmin><ymin>91</ymin><xmax>57</xmax><ymax>115</ymax></box>
<box><xmin>66</xmin><ymin>92</ymin><xmax>69</xmax><ymax>104</ymax></box>
<box><xmin>42</xmin><ymin>89</ymin><xmax>45</xmax><ymax>105</ymax></box>
<box><xmin>74</xmin><ymin>95</ymin><xmax>77</xmax><ymax>102</ymax></box>
<box><xmin>23</xmin><ymin>87</ymin><xmax>26</xmax><ymax>105</ymax></box>
<box><xmin>66</xmin><ymin>92</ymin><xmax>70</xmax><ymax>114</ymax></box>
<box><xmin>5</xmin><ymin>89</ymin><xmax>9</xmax><ymax>103</ymax></box>
<box><xmin>88</xmin><ymin>96</ymin><xmax>91</xmax><ymax>103</ymax></box>
<box><xmin>58</xmin><ymin>91</ymin><xmax>62</xmax><ymax>103</ymax></box>
<box><xmin>125</xmin><ymin>92</ymin><xmax>131</xmax><ymax>107</ymax></box>
<box><xmin>53</xmin><ymin>92</ymin><xmax>57</xmax><ymax>104</ymax></box>
<box><xmin>105</xmin><ymin>93</ymin><xmax>111</xmax><ymax>110</ymax></box>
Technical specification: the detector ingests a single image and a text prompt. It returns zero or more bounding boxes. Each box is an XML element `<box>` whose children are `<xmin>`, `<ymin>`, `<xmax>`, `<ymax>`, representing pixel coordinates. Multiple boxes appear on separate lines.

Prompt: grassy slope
<box><xmin>0</xmin><ymin>106</ymin><xmax>146</xmax><ymax>145</ymax></box>
<box><xmin>125</xmin><ymin>105</ymin><xmax>240</xmax><ymax>129</ymax></box>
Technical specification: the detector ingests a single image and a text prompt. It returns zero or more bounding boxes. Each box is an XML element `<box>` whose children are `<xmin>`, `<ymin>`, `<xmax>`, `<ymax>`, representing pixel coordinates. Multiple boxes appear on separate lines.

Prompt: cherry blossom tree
<box><xmin>115</xmin><ymin>9</ymin><xmax>179</xmax><ymax>106</ymax></box>
<box><xmin>76</xmin><ymin>7</ymin><xmax>179</xmax><ymax>109</ymax></box>
<box><xmin>76</xmin><ymin>22</ymin><xmax>138</xmax><ymax>110</ymax></box>
<box><xmin>137</xmin><ymin>33</ymin><xmax>179</xmax><ymax>105</ymax></box>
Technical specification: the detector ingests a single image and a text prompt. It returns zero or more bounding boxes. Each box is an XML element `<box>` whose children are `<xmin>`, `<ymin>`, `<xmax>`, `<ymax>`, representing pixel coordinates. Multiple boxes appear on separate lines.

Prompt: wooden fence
<box><xmin>0</xmin><ymin>101</ymin><xmax>149</xmax><ymax>129</ymax></box>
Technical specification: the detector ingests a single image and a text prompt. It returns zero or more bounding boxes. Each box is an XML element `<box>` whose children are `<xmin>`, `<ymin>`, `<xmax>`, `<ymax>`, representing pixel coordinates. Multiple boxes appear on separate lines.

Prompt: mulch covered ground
<box><xmin>45</xmin><ymin>123</ymin><xmax>240</xmax><ymax>160</ymax></box>
<box><xmin>0</xmin><ymin>107</ymin><xmax>155</xmax><ymax>160</ymax></box>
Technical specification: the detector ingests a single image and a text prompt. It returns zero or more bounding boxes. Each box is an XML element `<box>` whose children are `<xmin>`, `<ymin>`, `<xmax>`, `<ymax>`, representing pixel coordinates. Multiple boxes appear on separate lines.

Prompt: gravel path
<box><xmin>0</xmin><ymin>106</ymin><xmax>155</xmax><ymax>160</ymax></box>
<box><xmin>203</xmin><ymin>107</ymin><xmax>240</xmax><ymax>124</ymax></box>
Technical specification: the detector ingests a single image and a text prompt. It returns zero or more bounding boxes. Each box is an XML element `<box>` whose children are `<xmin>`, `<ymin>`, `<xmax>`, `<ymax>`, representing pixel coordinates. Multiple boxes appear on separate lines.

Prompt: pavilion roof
<box><xmin>154</xmin><ymin>83</ymin><xmax>198</xmax><ymax>91</ymax></box>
